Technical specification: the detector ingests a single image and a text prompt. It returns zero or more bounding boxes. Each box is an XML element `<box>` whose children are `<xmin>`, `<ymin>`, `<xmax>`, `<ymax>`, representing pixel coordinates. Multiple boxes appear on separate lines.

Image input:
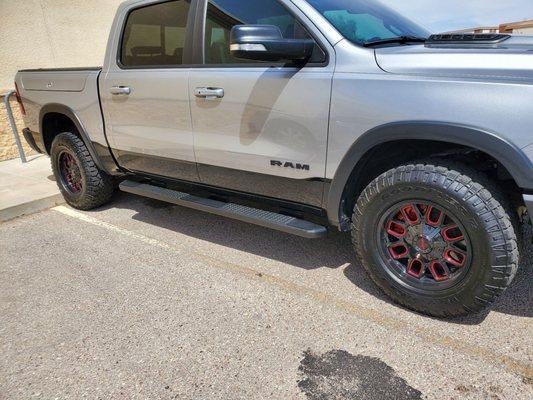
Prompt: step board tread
<box><xmin>119</xmin><ymin>180</ymin><xmax>327</xmax><ymax>238</ymax></box>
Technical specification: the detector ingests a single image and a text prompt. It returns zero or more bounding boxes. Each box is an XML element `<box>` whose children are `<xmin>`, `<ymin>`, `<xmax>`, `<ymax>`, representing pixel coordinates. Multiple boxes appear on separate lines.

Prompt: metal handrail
<box><xmin>3</xmin><ymin>90</ymin><xmax>27</xmax><ymax>163</ymax></box>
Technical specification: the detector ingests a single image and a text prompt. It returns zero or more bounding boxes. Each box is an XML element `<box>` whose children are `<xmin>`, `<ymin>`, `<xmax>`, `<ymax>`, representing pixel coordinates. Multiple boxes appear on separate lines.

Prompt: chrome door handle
<box><xmin>194</xmin><ymin>87</ymin><xmax>224</xmax><ymax>100</ymax></box>
<box><xmin>110</xmin><ymin>86</ymin><xmax>131</xmax><ymax>96</ymax></box>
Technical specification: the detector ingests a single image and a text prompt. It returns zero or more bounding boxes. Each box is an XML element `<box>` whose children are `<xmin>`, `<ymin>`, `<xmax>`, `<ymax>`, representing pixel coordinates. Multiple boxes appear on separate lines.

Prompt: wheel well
<box><xmin>339</xmin><ymin>139</ymin><xmax>523</xmax><ymax>226</ymax></box>
<box><xmin>42</xmin><ymin>112</ymin><xmax>80</xmax><ymax>154</ymax></box>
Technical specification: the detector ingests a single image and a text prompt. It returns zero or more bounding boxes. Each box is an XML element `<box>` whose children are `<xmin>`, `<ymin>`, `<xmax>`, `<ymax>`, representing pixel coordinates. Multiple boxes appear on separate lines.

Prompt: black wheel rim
<box><xmin>58</xmin><ymin>151</ymin><xmax>83</xmax><ymax>194</ymax></box>
<box><xmin>376</xmin><ymin>200</ymin><xmax>472</xmax><ymax>292</ymax></box>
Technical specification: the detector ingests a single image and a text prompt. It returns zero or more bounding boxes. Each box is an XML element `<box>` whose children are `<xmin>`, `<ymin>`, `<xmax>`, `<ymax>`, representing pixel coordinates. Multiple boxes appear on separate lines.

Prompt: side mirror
<box><xmin>230</xmin><ymin>25</ymin><xmax>314</xmax><ymax>62</ymax></box>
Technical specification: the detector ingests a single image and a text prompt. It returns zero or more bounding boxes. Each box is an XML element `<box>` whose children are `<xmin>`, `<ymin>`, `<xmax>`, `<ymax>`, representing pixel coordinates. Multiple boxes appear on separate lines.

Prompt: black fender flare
<box><xmin>326</xmin><ymin>121</ymin><xmax>533</xmax><ymax>227</ymax></box>
<box><xmin>39</xmin><ymin>103</ymin><xmax>120</xmax><ymax>175</ymax></box>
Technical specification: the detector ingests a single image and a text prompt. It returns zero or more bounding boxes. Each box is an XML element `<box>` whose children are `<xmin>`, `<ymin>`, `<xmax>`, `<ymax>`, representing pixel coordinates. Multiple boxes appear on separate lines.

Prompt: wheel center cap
<box><xmin>415</xmin><ymin>235</ymin><xmax>432</xmax><ymax>253</ymax></box>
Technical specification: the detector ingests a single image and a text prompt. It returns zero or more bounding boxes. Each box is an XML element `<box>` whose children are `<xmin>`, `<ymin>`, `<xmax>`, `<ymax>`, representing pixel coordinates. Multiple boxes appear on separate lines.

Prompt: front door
<box><xmin>188</xmin><ymin>0</ymin><xmax>334</xmax><ymax>206</ymax></box>
<box><xmin>101</xmin><ymin>0</ymin><xmax>199</xmax><ymax>181</ymax></box>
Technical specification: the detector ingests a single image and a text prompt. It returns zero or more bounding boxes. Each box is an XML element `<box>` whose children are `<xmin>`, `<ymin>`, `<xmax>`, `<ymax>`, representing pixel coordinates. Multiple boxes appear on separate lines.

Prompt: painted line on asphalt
<box><xmin>53</xmin><ymin>205</ymin><xmax>533</xmax><ymax>381</ymax></box>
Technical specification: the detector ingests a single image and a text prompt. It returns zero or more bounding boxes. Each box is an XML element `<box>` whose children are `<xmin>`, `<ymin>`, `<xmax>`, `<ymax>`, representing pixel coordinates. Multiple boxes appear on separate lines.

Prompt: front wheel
<box><xmin>352</xmin><ymin>162</ymin><xmax>519</xmax><ymax>317</ymax></box>
<box><xmin>51</xmin><ymin>132</ymin><xmax>115</xmax><ymax>210</ymax></box>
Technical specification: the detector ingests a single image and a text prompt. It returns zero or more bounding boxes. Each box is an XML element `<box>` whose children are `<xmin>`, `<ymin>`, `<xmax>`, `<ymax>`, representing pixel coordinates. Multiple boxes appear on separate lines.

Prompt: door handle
<box><xmin>194</xmin><ymin>87</ymin><xmax>224</xmax><ymax>100</ymax></box>
<box><xmin>110</xmin><ymin>86</ymin><xmax>131</xmax><ymax>96</ymax></box>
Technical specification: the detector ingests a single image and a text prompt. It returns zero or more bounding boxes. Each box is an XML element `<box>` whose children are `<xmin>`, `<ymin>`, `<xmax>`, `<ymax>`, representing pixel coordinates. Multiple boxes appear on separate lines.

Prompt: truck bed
<box><xmin>15</xmin><ymin>67</ymin><xmax>107</xmax><ymax>156</ymax></box>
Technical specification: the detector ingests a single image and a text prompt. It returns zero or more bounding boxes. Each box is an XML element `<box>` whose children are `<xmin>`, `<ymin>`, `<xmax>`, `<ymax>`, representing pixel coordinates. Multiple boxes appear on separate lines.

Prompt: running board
<box><xmin>119</xmin><ymin>180</ymin><xmax>327</xmax><ymax>239</ymax></box>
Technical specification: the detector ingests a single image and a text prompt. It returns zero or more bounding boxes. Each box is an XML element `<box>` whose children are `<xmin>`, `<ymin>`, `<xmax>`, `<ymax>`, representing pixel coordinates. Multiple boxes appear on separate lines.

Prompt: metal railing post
<box><xmin>4</xmin><ymin>90</ymin><xmax>27</xmax><ymax>163</ymax></box>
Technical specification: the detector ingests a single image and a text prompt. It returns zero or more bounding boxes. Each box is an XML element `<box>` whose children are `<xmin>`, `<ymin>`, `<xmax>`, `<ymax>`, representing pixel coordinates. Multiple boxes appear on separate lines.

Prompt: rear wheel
<box><xmin>352</xmin><ymin>162</ymin><xmax>519</xmax><ymax>317</ymax></box>
<box><xmin>51</xmin><ymin>132</ymin><xmax>115</xmax><ymax>210</ymax></box>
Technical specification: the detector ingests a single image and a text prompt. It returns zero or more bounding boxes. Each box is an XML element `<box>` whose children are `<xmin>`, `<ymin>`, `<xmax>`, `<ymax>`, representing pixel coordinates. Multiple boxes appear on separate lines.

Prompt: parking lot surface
<box><xmin>1</xmin><ymin>193</ymin><xmax>532</xmax><ymax>399</ymax></box>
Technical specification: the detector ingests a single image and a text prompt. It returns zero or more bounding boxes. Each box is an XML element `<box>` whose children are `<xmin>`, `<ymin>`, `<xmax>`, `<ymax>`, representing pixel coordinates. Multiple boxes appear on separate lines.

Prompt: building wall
<box><xmin>0</xmin><ymin>0</ymin><xmax>123</xmax><ymax>160</ymax></box>
<box><xmin>513</xmin><ymin>27</ymin><xmax>533</xmax><ymax>35</ymax></box>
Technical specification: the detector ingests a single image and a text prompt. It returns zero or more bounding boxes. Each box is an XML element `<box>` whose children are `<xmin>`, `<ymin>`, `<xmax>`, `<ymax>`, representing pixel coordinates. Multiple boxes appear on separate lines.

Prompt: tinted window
<box><xmin>205</xmin><ymin>0</ymin><xmax>323</xmax><ymax>65</ymax></box>
<box><xmin>121</xmin><ymin>0</ymin><xmax>191</xmax><ymax>67</ymax></box>
<box><xmin>306</xmin><ymin>0</ymin><xmax>429</xmax><ymax>45</ymax></box>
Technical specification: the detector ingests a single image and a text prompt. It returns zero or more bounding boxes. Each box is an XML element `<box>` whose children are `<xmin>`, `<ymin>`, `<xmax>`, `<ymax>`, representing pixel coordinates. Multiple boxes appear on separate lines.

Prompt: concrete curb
<box><xmin>0</xmin><ymin>193</ymin><xmax>65</xmax><ymax>222</ymax></box>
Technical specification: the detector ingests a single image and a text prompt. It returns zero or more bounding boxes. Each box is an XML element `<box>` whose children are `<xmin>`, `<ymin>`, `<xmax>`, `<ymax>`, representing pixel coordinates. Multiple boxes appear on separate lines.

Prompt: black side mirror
<box><xmin>230</xmin><ymin>25</ymin><xmax>314</xmax><ymax>62</ymax></box>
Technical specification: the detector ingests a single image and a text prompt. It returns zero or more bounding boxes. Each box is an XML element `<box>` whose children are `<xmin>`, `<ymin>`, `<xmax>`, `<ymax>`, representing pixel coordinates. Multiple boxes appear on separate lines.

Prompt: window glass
<box><xmin>205</xmin><ymin>0</ymin><xmax>323</xmax><ymax>65</ymax></box>
<box><xmin>306</xmin><ymin>0</ymin><xmax>429</xmax><ymax>45</ymax></box>
<box><xmin>121</xmin><ymin>0</ymin><xmax>191</xmax><ymax>67</ymax></box>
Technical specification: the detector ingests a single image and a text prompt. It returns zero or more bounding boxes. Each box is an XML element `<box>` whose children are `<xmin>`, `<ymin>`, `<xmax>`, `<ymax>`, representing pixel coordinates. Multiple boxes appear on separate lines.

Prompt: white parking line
<box><xmin>53</xmin><ymin>205</ymin><xmax>533</xmax><ymax>381</ymax></box>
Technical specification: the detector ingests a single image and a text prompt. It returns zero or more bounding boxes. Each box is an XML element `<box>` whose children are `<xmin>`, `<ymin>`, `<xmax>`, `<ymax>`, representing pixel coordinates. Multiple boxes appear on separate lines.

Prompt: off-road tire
<box><xmin>51</xmin><ymin>132</ymin><xmax>115</xmax><ymax>210</ymax></box>
<box><xmin>352</xmin><ymin>162</ymin><xmax>519</xmax><ymax>317</ymax></box>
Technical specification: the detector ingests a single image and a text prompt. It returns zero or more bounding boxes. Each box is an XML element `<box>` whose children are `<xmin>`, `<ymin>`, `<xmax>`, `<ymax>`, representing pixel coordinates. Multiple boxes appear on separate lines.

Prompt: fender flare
<box><xmin>39</xmin><ymin>103</ymin><xmax>119</xmax><ymax>175</ymax></box>
<box><xmin>326</xmin><ymin>121</ymin><xmax>533</xmax><ymax>227</ymax></box>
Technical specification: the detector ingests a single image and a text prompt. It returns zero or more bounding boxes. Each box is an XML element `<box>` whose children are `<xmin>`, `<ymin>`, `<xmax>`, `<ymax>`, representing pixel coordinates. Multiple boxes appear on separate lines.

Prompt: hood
<box><xmin>375</xmin><ymin>36</ymin><xmax>533</xmax><ymax>81</ymax></box>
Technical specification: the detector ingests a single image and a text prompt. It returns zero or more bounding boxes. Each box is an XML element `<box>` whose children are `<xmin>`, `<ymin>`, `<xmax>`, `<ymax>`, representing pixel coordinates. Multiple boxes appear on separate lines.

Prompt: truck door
<box><xmin>188</xmin><ymin>0</ymin><xmax>334</xmax><ymax>207</ymax></box>
<box><xmin>100</xmin><ymin>0</ymin><xmax>199</xmax><ymax>181</ymax></box>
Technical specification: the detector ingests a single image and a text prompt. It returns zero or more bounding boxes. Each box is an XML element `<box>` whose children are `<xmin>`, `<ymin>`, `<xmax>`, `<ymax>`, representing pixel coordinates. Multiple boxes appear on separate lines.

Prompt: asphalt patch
<box><xmin>298</xmin><ymin>349</ymin><xmax>422</xmax><ymax>400</ymax></box>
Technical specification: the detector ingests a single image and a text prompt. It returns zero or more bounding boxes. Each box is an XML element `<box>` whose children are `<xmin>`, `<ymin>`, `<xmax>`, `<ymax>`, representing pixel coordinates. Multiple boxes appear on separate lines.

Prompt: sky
<box><xmin>386</xmin><ymin>0</ymin><xmax>533</xmax><ymax>33</ymax></box>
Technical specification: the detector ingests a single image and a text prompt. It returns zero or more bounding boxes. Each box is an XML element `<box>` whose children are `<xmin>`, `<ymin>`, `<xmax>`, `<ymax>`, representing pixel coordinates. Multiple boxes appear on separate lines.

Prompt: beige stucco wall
<box><xmin>0</xmin><ymin>0</ymin><xmax>124</xmax><ymax>92</ymax></box>
<box><xmin>0</xmin><ymin>0</ymin><xmax>123</xmax><ymax>160</ymax></box>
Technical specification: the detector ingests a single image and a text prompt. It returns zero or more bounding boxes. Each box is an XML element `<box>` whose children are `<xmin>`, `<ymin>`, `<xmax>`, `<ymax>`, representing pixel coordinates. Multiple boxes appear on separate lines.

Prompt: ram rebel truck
<box><xmin>15</xmin><ymin>0</ymin><xmax>533</xmax><ymax>317</ymax></box>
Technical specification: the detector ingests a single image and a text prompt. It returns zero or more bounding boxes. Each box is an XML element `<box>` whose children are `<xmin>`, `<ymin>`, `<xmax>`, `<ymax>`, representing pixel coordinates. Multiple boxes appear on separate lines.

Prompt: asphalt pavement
<box><xmin>1</xmin><ymin>192</ymin><xmax>532</xmax><ymax>399</ymax></box>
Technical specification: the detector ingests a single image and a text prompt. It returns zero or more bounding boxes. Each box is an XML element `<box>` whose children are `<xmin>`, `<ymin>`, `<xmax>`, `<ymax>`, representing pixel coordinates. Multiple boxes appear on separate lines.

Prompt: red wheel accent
<box><xmin>386</xmin><ymin>221</ymin><xmax>407</xmax><ymax>239</ymax></box>
<box><xmin>442</xmin><ymin>225</ymin><xmax>464</xmax><ymax>242</ymax></box>
<box><xmin>380</xmin><ymin>201</ymin><xmax>470</xmax><ymax>287</ymax></box>
<box><xmin>426</xmin><ymin>205</ymin><xmax>444</xmax><ymax>227</ymax></box>
<box><xmin>396</xmin><ymin>211</ymin><xmax>405</xmax><ymax>221</ymax></box>
<box><xmin>59</xmin><ymin>152</ymin><xmax>83</xmax><ymax>194</ymax></box>
<box><xmin>429</xmin><ymin>261</ymin><xmax>450</xmax><ymax>282</ymax></box>
<box><xmin>407</xmin><ymin>259</ymin><xmax>425</xmax><ymax>278</ymax></box>
<box><xmin>389</xmin><ymin>243</ymin><xmax>409</xmax><ymax>259</ymax></box>
<box><xmin>444</xmin><ymin>249</ymin><xmax>467</xmax><ymax>267</ymax></box>
<box><xmin>401</xmin><ymin>204</ymin><xmax>420</xmax><ymax>225</ymax></box>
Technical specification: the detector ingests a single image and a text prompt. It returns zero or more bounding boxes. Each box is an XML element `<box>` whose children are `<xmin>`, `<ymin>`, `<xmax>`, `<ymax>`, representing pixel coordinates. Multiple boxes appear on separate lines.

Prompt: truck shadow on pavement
<box><xmin>105</xmin><ymin>193</ymin><xmax>532</xmax><ymax>324</ymax></box>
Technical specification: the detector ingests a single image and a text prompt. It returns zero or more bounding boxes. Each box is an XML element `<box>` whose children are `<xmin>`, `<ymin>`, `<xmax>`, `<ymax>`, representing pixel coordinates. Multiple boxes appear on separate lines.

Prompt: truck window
<box><xmin>120</xmin><ymin>0</ymin><xmax>192</xmax><ymax>67</ymax></box>
<box><xmin>204</xmin><ymin>0</ymin><xmax>323</xmax><ymax>65</ymax></box>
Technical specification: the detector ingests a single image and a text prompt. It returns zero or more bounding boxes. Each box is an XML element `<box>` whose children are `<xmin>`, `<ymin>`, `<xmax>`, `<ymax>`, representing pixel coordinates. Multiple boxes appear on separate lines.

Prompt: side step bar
<box><xmin>119</xmin><ymin>180</ymin><xmax>327</xmax><ymax>239</ymax></box>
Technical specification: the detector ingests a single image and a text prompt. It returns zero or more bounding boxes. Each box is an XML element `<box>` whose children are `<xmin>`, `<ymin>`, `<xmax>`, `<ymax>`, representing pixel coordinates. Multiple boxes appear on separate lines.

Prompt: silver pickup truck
<box><xmin>15</xmin><ymin>0</ymin><xmax>533</xmax><ymax>317</ymax></box>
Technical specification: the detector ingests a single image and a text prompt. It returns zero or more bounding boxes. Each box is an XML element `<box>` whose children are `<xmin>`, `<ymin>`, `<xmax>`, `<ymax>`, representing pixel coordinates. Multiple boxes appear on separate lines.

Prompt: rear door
<box><xmin>188</xmin><ymin>0</ymin><xmax>335</xmax><ymax>206</ymax></box>
<box><xmin>100</xmin><ymin>0</ymin><xmax>199</xmax><ymax>181</ymax></box>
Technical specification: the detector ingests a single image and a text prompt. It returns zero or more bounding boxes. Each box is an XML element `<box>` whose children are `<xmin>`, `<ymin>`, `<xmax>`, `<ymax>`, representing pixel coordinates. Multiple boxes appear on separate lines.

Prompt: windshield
<box><xmin>306</xmin><ymin>0</ymin><xmax>430</xmax><ymax>45</ymax></box>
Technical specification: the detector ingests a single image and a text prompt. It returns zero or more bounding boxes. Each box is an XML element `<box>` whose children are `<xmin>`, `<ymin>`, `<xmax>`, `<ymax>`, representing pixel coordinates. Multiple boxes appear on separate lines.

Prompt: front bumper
<box><xmin>523</xmin><ymin>194</ymin><xmax>533</xmax><ymax>225</ymax></box>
